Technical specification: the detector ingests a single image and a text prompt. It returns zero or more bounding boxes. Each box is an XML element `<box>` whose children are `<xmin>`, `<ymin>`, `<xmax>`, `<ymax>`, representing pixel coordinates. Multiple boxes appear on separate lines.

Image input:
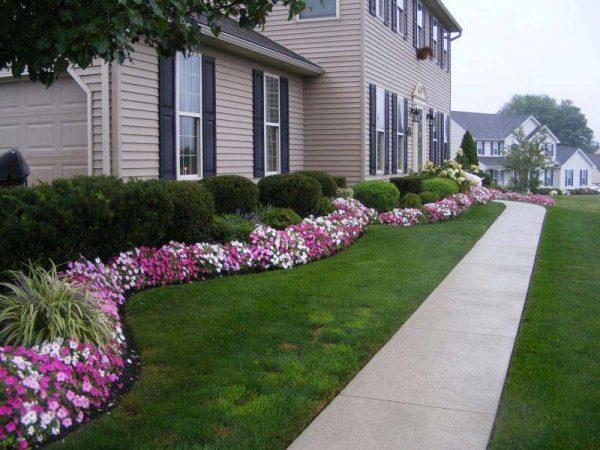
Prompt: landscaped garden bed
<box><xmin>0</xmin><ymin>166</ymin><xmax>554</xmax><ymax>448</ymax></box>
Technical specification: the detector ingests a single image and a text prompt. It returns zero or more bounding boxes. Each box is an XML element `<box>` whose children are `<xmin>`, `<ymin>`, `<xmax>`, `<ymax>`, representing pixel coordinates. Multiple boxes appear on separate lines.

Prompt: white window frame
<box><xmin>175</xmin><ymin>52</ymin><xmax>203</xmax><ymax>181</ymax></box>
<box><xmin>376</xmin><ymin>0</ymin><xmax>385</xmax><ymax>20</ymax></box>
<box><xmin>432</xmin><ymin>111</ymin><xmax>438</xmax><ymax>161</ymax></box>
<box><xmin>416</xmin><ymin>2</ymin><xmax>425</xmax><ymax>47</ymax></box>
<box><xmin>397</xmin><ymin>98</ymin><xmax>405</xmax><ymax>172</ymax></box>
<box><xmin>544</xmin><ymin>169</ymin><xmax>553</xmax><ymax>186</ymax></box>
<box><xmin>580</xmin><ymin>169</ymin><xmax>588</xmax><ymax>186</ymax></box>
<box><xmin>415</xmin><ymin>105</ymin><xmax>425</xmax><ymax>171</ymax></box>
<box><xmin>565</xmin><ymin>169</ymin><xmax>574</xmax><ymax>187</ymax></box>
<box><xmin>477</xmin><ymin>141</ymin><xmax>484</xmax><ymax>155</ymax></box>
<box><xmin>396</xmin><ymin>0</ymin><xmax>407</xmax><ymax>36</ymax></box>
<box><xmin>442</xmin><ymin>31</ymin><xmax>449</xmax><ymax>67</ymax></box>
<box><xmin>264</xmin><ymin>73</ymin><xmax>281</xmax><ymax>176</ymax></box>
<box><xmin>431</xmin><ymin>18</ymin><xmax>439</xmax><ymax>59</ymax></box>
<box><xmin>491</xmin><ymin>141</ymin><xmax>500</xmax><ymax>156</ymax></box>
<box><xmin>298</xmin><ymin>0</ymin><xmax>339</xmax><ymax>21</ymax></box>
<box><xmin>376</xmin><ymin>87</ymin><xmax>386</xmax><ymax>174</ymax></box>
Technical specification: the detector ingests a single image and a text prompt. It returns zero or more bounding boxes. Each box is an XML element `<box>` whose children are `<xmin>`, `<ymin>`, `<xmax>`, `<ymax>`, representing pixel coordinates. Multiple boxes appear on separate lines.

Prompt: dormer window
<box><xmin>299</xmin><ymin>0</ymin><xmax>338</xmax><ymax>20</ymax></box>
<box><xmin>376</xmin><ymin>0</ymin><xmax>385</xmax><ymax>20</ymax></box>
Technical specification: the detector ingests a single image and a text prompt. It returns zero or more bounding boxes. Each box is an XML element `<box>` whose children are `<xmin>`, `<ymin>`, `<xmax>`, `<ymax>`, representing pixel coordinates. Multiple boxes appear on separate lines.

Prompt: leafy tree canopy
<box><xmin>0</xmin><ymin>0</ymin><xmax>305</xmax><ymax>86</ymax></box>
<box><xmin>499</xmin><ymin>94</ymin><xmax>595</xmax><ymax>152</ymax></box>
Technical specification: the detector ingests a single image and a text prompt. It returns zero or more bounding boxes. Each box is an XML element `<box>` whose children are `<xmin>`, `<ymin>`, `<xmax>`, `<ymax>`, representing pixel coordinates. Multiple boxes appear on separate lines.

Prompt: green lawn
<box><xmin>489</xmin><ymin>195</ymin><xmax>600</xmax><ymax>449</ymax></box>
<box><xmin>52</xmin><ymin>204</ymin><xmax>503</xmax><ymax>449</ymax></box>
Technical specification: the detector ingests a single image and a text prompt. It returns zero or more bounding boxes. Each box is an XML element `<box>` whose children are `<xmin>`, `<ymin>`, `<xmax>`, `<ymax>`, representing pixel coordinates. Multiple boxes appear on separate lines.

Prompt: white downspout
<box><xmin>101</xmin><ymin>62</ymin><xmax>111</xmax><ymax>175</ymax></box>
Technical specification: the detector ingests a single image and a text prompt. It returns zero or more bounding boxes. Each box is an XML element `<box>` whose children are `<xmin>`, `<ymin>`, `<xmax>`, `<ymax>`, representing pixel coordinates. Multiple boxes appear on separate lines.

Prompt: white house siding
<box><xmin>504</xmin><ymin>116</ymin><xmax>539</xmax><ymax>147</ymax></box>
<box><xmin>363</xmin><ymin>0</ymin><xmax>452</xmax><ymax>180</ymax></box>
<box><xmin>450</xmin><ymin>119</ymin><xmax>465</xmax><ymax>158</ymax></box>
<box><xmin>559</xmin><ymin>151</ymin><xmax>595</xmax><ymax>190</ymax></box>
<box><xmin>261</xmin><ymin>0</ymin><xmax>364</xmax><ymax>183</ymax></box>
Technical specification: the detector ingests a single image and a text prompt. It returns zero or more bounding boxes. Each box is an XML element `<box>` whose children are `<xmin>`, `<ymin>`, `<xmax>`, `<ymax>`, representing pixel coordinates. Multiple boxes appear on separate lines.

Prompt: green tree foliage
<box><xmin>499</xmin><ymin>94</ymin><xmax>594</xmax><ymax>151</ymax></box>
<box><xmin>456</xmin><ymin>131</ymin><xmax>478</xmax><ymax>168</ymax></box>
<box><xmin>503</xmin><ymin>127</ymin><xmax>552</xmax><ymax>193</ymax></box>
<box><xmin>0</xmin><ymin>0</ymin><xmax>305</xmax><ymax>86</ymax></box>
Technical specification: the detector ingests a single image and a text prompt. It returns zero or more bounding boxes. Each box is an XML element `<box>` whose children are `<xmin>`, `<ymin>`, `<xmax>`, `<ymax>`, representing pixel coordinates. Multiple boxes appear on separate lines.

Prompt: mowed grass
<box><xmin>490</xmin><ymin>195</ymin><xmax>600</xmax><ymax>449</ymax></box>
<box><xmin>53</xmin><ymin>204</ymin><xmax>504</xmax><ymax>449</ymax></box>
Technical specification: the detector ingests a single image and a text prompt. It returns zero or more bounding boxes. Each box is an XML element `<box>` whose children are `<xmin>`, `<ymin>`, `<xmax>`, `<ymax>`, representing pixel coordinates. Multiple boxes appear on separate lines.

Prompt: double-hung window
<box><xmin>177</xmin><ymin>53</ymin><xmax>202</xmax><ymax>179</ymax></box>
<box><xmin>580</xmin><ymin>169</ymin><xmax>588</xmax><ymax>186</ymax></box>
<box><xmin>397</xmin><ymin>0</ymin><xmax>407</xmax><ymax>37</ymax></box>
<box><xmin>443</xmin><ymin>115</ymin><xmax>449</xmax><ymax>161</ymax></box>
<box><xmin>376</xmin><ymin>0</ymin><xmax>385</xmax><ymax>20</ymax></box>
<box><xmin>545</xmin><ymin>142</ymin><xmax>555</xmax><ymax>158</ymax></box>
<box><xmin>431</xmin><ymin>111</ymin><xmax>438</xmax><ymax>162</ymax></box>
<box><xmin>491</xmin><ymin>141</ymin><xmax>500</xmax><ymax>156</ymax></box>
<box><xmin>397</xmin><ymin>98</ymin><xmax>405</xmax><ymax>172</ymax></box>
<box><xmin>376</xmin><ymin>87</ymin><xmax>385</xmax><ymax>173</ymax></box>
<box><xmin>442</xmin><ymin>32</ymin><xmax>449</xmax><ymax>70</ymax></box>
<box><xmin>565</xmin><ymin>169</ymin><xmax>574</xmax><ymax>187</ymax></box>
<box><xmin>544</xmin><ymin>170</ymin><xmax>554</xmax><ymax>186</ymax></box>
<box><xmin>477</xmin><ymin>141</ymin><xmax>484</xmax><ymax>155</ymax></box>
<box><xmin>416</xmin><ymin>2</ymin><xmax>425</xmax><ymax>48</ymax></box>
<box><xmin>264</xmin><ymin>74</ymin><xmax>280</xmax><ymax>174</ymax></box>
<box><xmin>431</xmin><ymin>19</ymin><xmax>439</xmax><ymax>59</ymax></box>
<box><xmin>490</xmin><ymin>169</ymin><xmax>499</xmax><ymax>184</ymax></box>
<box><xmin>299</xmin><ymin>0</ymin><xmax>337</xmax><ymax>20</ymax></box>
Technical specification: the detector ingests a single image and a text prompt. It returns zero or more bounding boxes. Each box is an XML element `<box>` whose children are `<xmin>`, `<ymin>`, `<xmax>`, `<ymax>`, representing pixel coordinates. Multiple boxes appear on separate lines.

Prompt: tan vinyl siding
<box><xmin>261</xmin><ymin>0</ymin><xmax>364</xmax><ymax>184</ymax></box>
<box><xmin>74</xmin><ymin>62</ymin><xmax>103</xmax><ymax>175</ymax></box>
<box><xmin>110</xmin><ymin>44</ymin><xmax>304</xmax><ymax>180</ymax></box>
<box><xmin>363</xmin><ymin>0</ymin><xmax>452</xmax><ymax>179</ymax></box>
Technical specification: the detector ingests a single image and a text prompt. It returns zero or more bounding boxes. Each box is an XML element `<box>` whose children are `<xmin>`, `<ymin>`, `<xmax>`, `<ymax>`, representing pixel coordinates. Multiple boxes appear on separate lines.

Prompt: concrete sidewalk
<box><xmin>289</xmin><ymin>201</ymin><xmax>546</xmax><ymax>450</ymax></box>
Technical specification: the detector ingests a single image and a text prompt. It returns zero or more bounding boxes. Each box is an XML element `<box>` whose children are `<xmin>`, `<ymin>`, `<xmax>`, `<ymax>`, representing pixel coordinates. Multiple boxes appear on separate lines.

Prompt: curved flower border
<box><xmin>0</xmin><ymin>187</ymin><xmax>552</xmax><ymax>448</ymax></box>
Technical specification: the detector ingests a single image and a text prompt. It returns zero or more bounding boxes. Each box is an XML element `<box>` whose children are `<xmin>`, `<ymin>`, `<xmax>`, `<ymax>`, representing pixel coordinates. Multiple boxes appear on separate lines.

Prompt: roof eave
<box><xmin>423</xmin><ymin>0</ymin><xmax>462</xmax><ymax>32</ymax></box>
<box><xmin>199</xmin><ymin>25</ymin><xmax>323</xmax><ymax>76</ymax></box>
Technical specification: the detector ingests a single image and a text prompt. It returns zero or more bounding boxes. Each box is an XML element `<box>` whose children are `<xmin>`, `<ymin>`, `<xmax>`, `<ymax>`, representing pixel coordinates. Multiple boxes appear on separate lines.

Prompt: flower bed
<box><xmin>0</xmin><ymin>187</ymin><xmax>551</xmax><ymax>448</ymax></box>
<box><xmin>490</xmin><ymin>190</ymin><xmax>556</xmax><ymax>207</ymax></box>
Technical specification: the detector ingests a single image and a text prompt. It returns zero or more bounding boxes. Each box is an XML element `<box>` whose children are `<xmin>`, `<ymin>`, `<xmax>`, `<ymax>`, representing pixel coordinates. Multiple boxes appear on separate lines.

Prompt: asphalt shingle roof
<box><xmin>477</xmin><ymin>156</ymin><xmax>507</xmax><ymax>169</ymax></box>
<box><xmin>555</xmin><ymin>145</ymin><xmax>580</xmax><ymax>165</ymax></box>
<box><xmin>589</xmin><ymin>153</ymin><xmax>600</xmax><ymax>168</ymax></box>
<box><xmin>196</xmin><ymin>15</ymin><xmax>320</xmax><ymax>70</ymax></box>
<box><xmin>451</xmin><ymin>111</ymin><xmax>530</xmax><ymax>140</ymax></box>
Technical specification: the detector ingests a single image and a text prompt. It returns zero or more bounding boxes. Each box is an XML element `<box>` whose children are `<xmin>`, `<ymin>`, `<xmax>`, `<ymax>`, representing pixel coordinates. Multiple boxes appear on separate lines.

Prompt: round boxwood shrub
<box><xmin>419</xmin><ymin>191</ymin><xmax>438</xmax><ymax>204</ymax></box>
<box><xmin>158</xmin><ymin>181</ymin><xmax>215</xmax><ymax>244</ymax></box>
<box><xmin>295</xmin><ymin>170</ymin><xmax>338</xmax><ymax>198</ymax></box>
<box><xmin>259</xmin><ymin>207</ymin><xmax>302</xmax><ymax>230</ymax></box>
<box><xmin>200</xmin><ymin>175</ymin><xmax>259</xmax><ymax>214</ymax></box>
<box><xmin>209</xmin><ymin>214</ymin><xmax>255</xmax><ymax>243</ymax></box>
<box><xmin>318</xmin><ymin>197</ymin><xmax>335</xmax><ymax>216</ymax></box>
<box><xmin>401</xmin><ymin>193</ymin><xmax>422</xmax><ymax>208</ymax></box>
<box><xmin>353</xmin><ymin>180</ymin><xmax>400</xmax><ymax>212</ymax></box>
<box><xmin>333</xmin><ymin>176</ymin><xmax>347</xmax><ymax>189</ymax></box>
<box><xmin>258</xmin><ymin>173</ymin><xmax>322</xmax><ymax>217</ymax></box>
<box><xmin>422</xmin><ymin>177</ymin><xmax>459</xmax><ymax>200</ymax></box>
<box><xmin>390</xmin><ymin>176</ymin><xmax>424</xmax><ymax>196</ymax></box>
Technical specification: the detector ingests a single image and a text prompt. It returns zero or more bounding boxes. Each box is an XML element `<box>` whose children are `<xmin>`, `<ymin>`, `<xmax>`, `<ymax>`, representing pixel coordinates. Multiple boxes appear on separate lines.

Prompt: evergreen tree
<box><xmin>456</xmin><ymin>131</ymin><xmax>478</xmax><ymax>168</ymax></box>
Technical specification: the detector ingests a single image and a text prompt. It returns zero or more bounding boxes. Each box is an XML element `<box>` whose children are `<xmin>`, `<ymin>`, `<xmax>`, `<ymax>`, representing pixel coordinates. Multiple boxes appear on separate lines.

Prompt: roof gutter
<box><xmin>450</xmin><ymin>30</ymin><xmax>462</xmax><ymax>41</ymax></box>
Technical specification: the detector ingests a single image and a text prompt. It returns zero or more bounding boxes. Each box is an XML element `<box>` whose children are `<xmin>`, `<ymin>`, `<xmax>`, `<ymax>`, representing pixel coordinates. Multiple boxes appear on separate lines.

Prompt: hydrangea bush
<box><xmin>0</xmin><ymin>188</ymin><xmax>552</xmax><ymax>448</ymax></box>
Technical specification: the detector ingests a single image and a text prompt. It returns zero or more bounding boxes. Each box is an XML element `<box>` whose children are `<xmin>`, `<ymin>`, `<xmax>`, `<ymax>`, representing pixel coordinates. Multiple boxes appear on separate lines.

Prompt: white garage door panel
<box><xmin>0</xmin><ymin>77</ymin><xmax>87</xmax><ymax>183</ymax></box>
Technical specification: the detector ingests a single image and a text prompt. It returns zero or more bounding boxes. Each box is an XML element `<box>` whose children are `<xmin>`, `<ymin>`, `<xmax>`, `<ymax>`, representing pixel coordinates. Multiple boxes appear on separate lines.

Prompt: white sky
<box><xmin>446</xmin><ymin>0</ymin><xmax>600</xmax><ymax>142</ymax></box>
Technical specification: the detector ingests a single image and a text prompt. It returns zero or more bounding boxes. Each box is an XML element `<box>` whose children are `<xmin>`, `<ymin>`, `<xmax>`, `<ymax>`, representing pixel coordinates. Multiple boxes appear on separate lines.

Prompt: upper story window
<box><xmin>416</xmin><ymin>2</ymin><xmax>425</xmax><ymax>47</ymax></box>
<box><xmin>376</xmin><ymin>87</ymin><xmax>386</xmax><ymax>173</ymax></box>
<box><xmin>491</xmin><ymin>141</ymin><xmax>501</xmax><ymax>156</ymax></box>
<box><xmin>431</xmin><ymin>19</ymin><xmax>439</xmax><ymax>60</ymax></box>
<box><xmin>397</xmin><ymin>0</ymin><xmax>407</xmax><ymax>37</ymax></box>
<box><xmin>299</xmin><ymin>0</ymin><xmax>338</xmax><ymax>20</ymax></box>
<box><xmin>477</xmin><ymin>141</ymin><xmax>484</xmax><ymax>155</ymax></box>
<box><xmin>264</xmin><ymin>74</ymin><xmax>280</xmax><ymax>174</ymax></box>
<box><xmin>177</xmin><ymin>53</ymin><xmax>202</xmax><ymax>179</ymax></box>
<box><xmin>376</xmin><ymin>0</ymin><xmax>385</xmax><ymax>20</ymax></box>
<box><xmin>545</xmin><ymin>142</ymin><xmax>555</xmax><ymax>157</ymax></box>
<box><xmin>442</xmin><ymin>32</ymin><xmax>449</xmax><ymax>69</ymax></box>
<box><xmin>397</xmin><ymin>98</ymin><xmax>406</xmax><ymax>172</ymax></box>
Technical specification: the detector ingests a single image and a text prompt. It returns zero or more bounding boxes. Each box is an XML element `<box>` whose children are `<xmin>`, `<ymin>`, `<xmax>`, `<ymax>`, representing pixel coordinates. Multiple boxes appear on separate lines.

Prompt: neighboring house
<box><xmin>0</xmin><ymin>0</ymin><xmax>461</xmax><ymax>185</ymax></box>
<box><xmin>451</xmin><ymin>111</ymin><xmax>597</xmax><ymax>190</ymax></box>
<box><xmin>587</xmin><ymin>153</ymin><xmax>600</xmax><ymax>186</ymax></box>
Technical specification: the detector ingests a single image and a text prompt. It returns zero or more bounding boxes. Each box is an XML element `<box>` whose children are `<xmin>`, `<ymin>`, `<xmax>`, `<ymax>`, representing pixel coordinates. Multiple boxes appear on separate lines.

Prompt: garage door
<box><xmin>0</xmin><ymin>77</ymin><xmax>88</xmax><ymax>183</ymax></box>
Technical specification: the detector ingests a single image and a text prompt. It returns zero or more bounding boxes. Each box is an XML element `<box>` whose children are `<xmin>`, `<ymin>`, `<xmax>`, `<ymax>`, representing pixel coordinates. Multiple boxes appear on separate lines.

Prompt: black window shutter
<box><xmin>428</xmin><ymin>108</ymin><xmax>434</xmax><ymax>162</ymax></box>
<box><xmin>252</xmin><ymin>69</ymin><xmax>265</xmax><ymax>178</ymax></box>
<box><xmin>202</xmin><ymin>55</ymin><xmax>217</xmax><ymax>178</ymax></box>
<box><xmin>403</xmin><ymin>97</ymin><xmax>409</xmax><ymax>172</ymax></box>
<box><xmin>391</xmin><ymin>0</ymin><xmax>397</xmax><ymax>31</ymax></box>
<box><xmin>369</xmin><ymin>84</ymin><xmax>377</xmax><ymax>176</ymax></box>
<box><xmin>403</xmin><ymin>0</ymin><xmax>408</xmax><ymax>39</ymax></box>
<box><xmin>447</xmin><ymin>37</ymin><xmax>451</xmax><ymax>73</ymax></box>
<box><xmin>391</xmin><ymin>94</ymin><xmax>398</xmax><ymax>174</ymax></box>
<box><xmin>412</xmin><ymin>0</ymin><xmax>418</xmax><ymax>48</ymax></box>
<box><xmin>384</xmin><ymin>90</ymin><xmax>390</xmax><ymax>174</ymax></box>
<box><xmin>369</xmin><ymin>0</ymin><xmax>376</xmax><ymax>16</ymax></box>
<box><xmin>384</xmin><ymin>0</ymin><xmax>390</xmax><ymax>25</ymax></box>
<box><xmin>429</xmin><ymin>16</ymin><xmax>433</xmax><ymax>59</ymax></box>
<box><xmin>159</xmin><ymin>56</ymin><xmax>176</xmax><ymax>180</ymax></box>
<box><xmin>280</xmin><ymin>77</ymin><xmax>290</xmax><ymax>174</ymax></box>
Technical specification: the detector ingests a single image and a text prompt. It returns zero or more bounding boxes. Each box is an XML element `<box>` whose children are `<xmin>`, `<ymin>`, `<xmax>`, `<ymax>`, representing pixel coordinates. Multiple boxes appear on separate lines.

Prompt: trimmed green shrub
<box><xmin>419</xmin><ymin>191</ymin><xmax>437</xmax><ymax>204</ymax></box>
<box><xmin>210</xmin><ymin>214</ymin><xmax>255</xmax><ymax>243</ymax></box>
<box><xmin>318</xmin><ymin>197</ymin><xmax>335</xmax><ymax>216</ymax></box>
<box><xmin>390</xmin><ymin>176</ymin><xmax>424</xmax><ymax>196</ymax></box>
<box><xmin>457</xmin><ymin>131</ymin><xmax>478</xmax><ymax>167</ymax></box>
<box><xmin>568</xmin><ymin>188</ymin><xmax>598</xmax><ymax>195</ymax></box>
<box><xmin>258</xmin><ymin>173</ymin><xmax>322</xmax><ymax>217</ymax></box>
<box><xmin>353</xmin><ymin>180</ymin><xmax>400</xmax><ymax>212</ymax></box>
<box><xmin>333</xmin><ymin>176</ymin><xmax>347</xmax><ymax>189</ymax></box>
<box><xmin>535</xmin><ymin>187</ymin><xmax>563</xmax><ymax>195</ymax></box>
<box><xmin>295</xmin><ymin>171</ymin><xmax>338</xmax><ymax>198</ymax></box>
<box><xmin>0</xmin><ymin>176</ymin><xmax>215</xmax><ymax>276</ymax></box>
<box><xmin>401</xmin><ymin>193</ymin><xmax>422</xmax><ymax>208</ymax></box>
<box><xmin>0</xmin><ymin>263</ymin><xmax>113</xmax><ymax>347</ymax></box>
<box><xmin>259</xmin><ymin>207</ymin><xmax>302</xmax><ymax>230</ymax></box>
<box><xmin>200</xmin><ymin>175</ymin><xmax>259</xmax><ymax>214</ymax></box>
<box><xmin>479</xmin><ymin>172</ymin><xmax>492</xmax><ymax>187</ymax></box>
<box><xmin>156</xmin><ymin>180</ymin><xmax>215</xmax><ymax>244</ymax></box>
<box><xmin>422</xmin><ymin>177</ymin><xmax>459</xmax><ymax>199</ymax></box>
